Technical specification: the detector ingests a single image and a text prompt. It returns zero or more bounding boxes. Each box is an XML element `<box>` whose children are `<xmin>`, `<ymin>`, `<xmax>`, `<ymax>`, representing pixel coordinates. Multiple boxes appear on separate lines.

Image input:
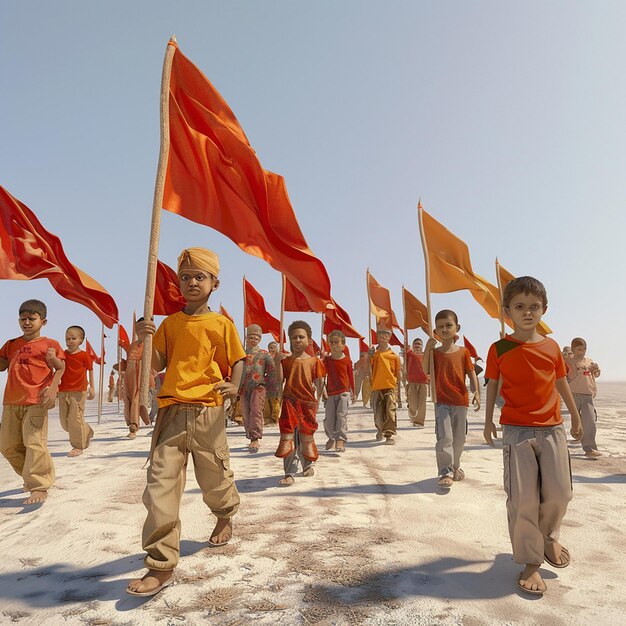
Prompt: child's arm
<box><xmin>45</xmin><ymin>348</ymin><xmax>64</xmax><ymax>370</ymax></box>
<box><xmin>135</xmin><ymin>318</ymin><xmax>167</xmax><ymax>371</ymax></box>
<box><xmin>555</xmin><ymin>376</ymin><xmax>583</xmax><ymax>440</ymax></box>
<box><xmin>87</xmin><ymin>368</ymin><xmax>95</xmax><ymax>400</ymax></box>
<box><xmin>468</xmin><ymin>369</ymin><xmax>481</xmax><ymax>411</ymax></box>
<box><xmin>314</xmin><ymin>377</ymin><xmax>324</xmax><ymax>401</ymax></box>
<box><xmin>483</xmin><ymin>378</ymin><xmax>499</xmax><ymax>446</ymax></box>
<box><xmin>0</xmin><ymin>357</ymin><xmax>8</xmax><ymax>372</ymax></box>
<box><xmin>590</xmin><ymin>360</ymin><xmax>601</xmax><ymax>378</ymax></box>
<box><xmin>40</xmin><ymin>361</ymin><xmax>65</xmax><ymax>409</ymax></box>
<box><xmin>423</xmin><ymin>338</ymin><xmax>437</xmax><ymax>375</ymax></box>
<box><xmin>215</xmin><ymin>359</ymin><xmax>245</xmax><ymax>399</ymax></box>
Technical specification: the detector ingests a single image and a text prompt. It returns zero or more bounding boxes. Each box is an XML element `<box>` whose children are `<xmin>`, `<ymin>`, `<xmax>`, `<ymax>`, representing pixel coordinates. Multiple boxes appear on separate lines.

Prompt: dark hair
<box><xmin>66</xmin><ymin>325</ymin><xmax>86</xmax><ymax>341</ymax></box>
<box><xmin>19</xmin><ymin>299</ymin><xmax>47</xmax><ymax>319</ymax></box>
<box><xmin>328</xmin><ymin>330</ymin><xmax>346</xmax><ymax>343</ymax></box>
<box><xmin>502</xmin><ymin>276</ymin><xmax>547</xmax><ymax>308</ymax></box>
<box><xmin>288</xmin><ymin>320</ymin><xmax>312</xmax><ymax>339</ymax></box>
<box><xmin>571</xmin><ymin>337</ymin><xmax>586</xmax><ymax>349</ymax></box>
<box><xmin>435</xmin><ymin>309</ymin><xmax>458</xmax><ymax>324</ymax></box>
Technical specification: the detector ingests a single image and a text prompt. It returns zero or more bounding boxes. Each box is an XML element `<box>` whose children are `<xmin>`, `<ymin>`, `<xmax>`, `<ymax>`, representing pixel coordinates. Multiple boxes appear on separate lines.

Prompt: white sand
<box><xmin>0</xmin><ymin>382</ymin><xmax>625</xmax><ymax>625</ymax></box>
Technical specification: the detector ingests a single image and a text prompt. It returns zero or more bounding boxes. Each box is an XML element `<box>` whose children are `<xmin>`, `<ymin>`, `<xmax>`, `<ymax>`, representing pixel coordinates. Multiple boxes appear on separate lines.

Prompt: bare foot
<box><xmin>24</xmin><ymin>491</ymin><xmax>48</xmax><ymax>505</ymax></box>
<box><xmin>68</xmin><ymin>448</ymin><xmax>83</xmax><ymax>457</ymax></box>
<box><xmin>248</xmin><ymin>440</ymin><xmax>260</xmax><ymax>453</ymax></box>
<box><xmin>126</xmin><ymin>569</ymin><xmax>173</xmax><ymax>596</ymax></box>
<box><xmin>278</xmin><ymin>475</ymin><xmax>295</xmax><ymax>487</ymax></box>
<box><xmin>209</xmin><ymin>518</ymin><xmax>232</xmax><ymax>546</ymax></box>
<box><xmin>518</xmin><ymin>564</ymin><xmax>546</xmax><ymax>594</ymax></box>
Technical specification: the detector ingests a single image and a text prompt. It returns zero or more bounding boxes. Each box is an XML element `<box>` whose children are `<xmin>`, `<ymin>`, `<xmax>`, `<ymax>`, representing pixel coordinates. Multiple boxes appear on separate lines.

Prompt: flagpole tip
<box><xmin>417</xmin><ymin>199</ymin><xmax>423</xmax><ymax>209</ymax></box>
<box><xmin>168</xmin><ymin>35</ymin><xmax>178</xmax><ymax>46</ymax></box>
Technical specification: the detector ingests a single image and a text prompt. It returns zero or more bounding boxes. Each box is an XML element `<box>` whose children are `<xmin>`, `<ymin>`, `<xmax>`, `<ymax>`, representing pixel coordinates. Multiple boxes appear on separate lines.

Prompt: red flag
<box><xmin>119</xmin><ymin>324</ymin><xmax>130</xmax><ymax>352</ymax></box>
<box><xmin>0</xmin><ymin>186</ymin><xmax>119</xmax><ymax>327</ymax></box>
<box><xmin>321</xmin><ymin>338</ymin><xmax>330</xmax><ymax>353</ymax></box>
<box><xmin>86</xmin><ymin>339</ymin><xmax>103</xmax><ymax>366</ymax></box>
<box><xmin>305</xmin><ymin>338</ymin><xmax>321</xmax><ymax>357</ymax></box>
<box><xmin>154</xmin><ymin>260</ymin><xmax>186</xmax><ymax>316</ymax></box>
<box><xmin>244</xmin><ymin>279</ymin><xmax>281</xmax><ymax>342</ymax></box>
<box><xmin>323</xmin><ymin>299</ymin><xmax>363</xmax><ymax>339</ymax></box>
<box><xmin>371</xmin><ymin>329</ymin><xmax>403</xmax><ymax>348</ymax></box>
<box><xmin>219</xmin><ymin>304</ymin><xmax>235</xmax><ymax>323</ymax></box>
<box><xmin>463</xmin><ymin>335</ymin><xmax>480</xmax><ymax>360</ymax></box>
<box><xmin>163</xmin><ymin>43</ymin><xmax>331</xmax><ymax>312</ymax></box>
<box><xmin>367</xmin><ymin>271</ymin><xmax>401</xmax><ymax>330</ymax></box>
<box><xmin>284</xmin><ymin>275</ymin><xmax>315</xmax><ymax>312</ymax></box>
<box><xmin>359</xmin><ymin>338</ymin><xmax>370</xmax><ymax>354</ymax></box>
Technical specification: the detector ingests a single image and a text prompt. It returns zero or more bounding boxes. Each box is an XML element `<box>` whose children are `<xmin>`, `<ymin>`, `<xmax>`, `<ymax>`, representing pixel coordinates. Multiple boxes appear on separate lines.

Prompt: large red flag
<box><xmin>119</xmin><ymin>324</ymin><xmax>130</xmax><ymax>352</ymax></box>
<box><xmin>86</xmin><ymin>339</ymin><xmax>103</xmax><ymax>366</ymax></box>
<box><xmin>162</xmin><ymin>43</ymin><xmax>331</xmax><ymax>312</ymax></box>
<box><xmin>284</xmin><ymin>275</ymin><xmax>316</xmax><ymax>313</ymax></box>
<box><xmin>323</xmin><ymin>299</ymin><xmax>363</xmax><ymax>339</ymax></box>
<box><xmin>154</xmin><ymin>260</ymin><xmax>186</xmax><ymax>316</ymax></box>
<box><xmin>243</xmin><ymin>279</ymin><xmax>281</xmax><ymax>342</ymax></box>
<box><xmin>367</xmin><ymin>271</ymin><xmax>401</xmax><ymax>330</ymax></box>
<box><xmin>0</xmin><ymin>187</ymin><xmax>119</xmax><ymax>327</ymax></box>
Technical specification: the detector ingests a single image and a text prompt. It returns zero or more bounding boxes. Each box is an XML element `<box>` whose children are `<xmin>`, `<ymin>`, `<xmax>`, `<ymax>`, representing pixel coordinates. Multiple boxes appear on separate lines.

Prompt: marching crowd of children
<box><xmin>0</xmin><ymin>249</ymin><xmax>604</xmax><ymax>598</ymax></box>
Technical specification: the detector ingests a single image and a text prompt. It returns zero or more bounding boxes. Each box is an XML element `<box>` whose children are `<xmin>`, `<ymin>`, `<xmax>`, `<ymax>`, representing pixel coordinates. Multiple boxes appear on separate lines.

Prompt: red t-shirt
<box><xmin>323</xmin><ymin>355</ymin><xmax>355</xmax><ymax>396</ymax></box>
<box><xmin>485</xmin><ymin>335</ymin><xmax>567</xmax><ymax>427</ymax></box>
<box><xmin>282</xmin><ymin>355</ymin><xmax>325</xmax><ymax>403</ymax></box>
<box><xmin>59</xmin><ymin>349</ymin><xmax>93</xmax><ymax>392</ymax></box>
<box><xmin>406</xmin><ymin>350</ymin><xmax>429</xmax><ymax>384</ymax></box>
<box><xmin>433</xmin><ymin>347</ymin><xmax>473</xmax><ymax>406</ymax></box>
<box><xmin>0</xmin><ymin>336</ymin><xmax>65</xmax><ymax>405</ymax></box>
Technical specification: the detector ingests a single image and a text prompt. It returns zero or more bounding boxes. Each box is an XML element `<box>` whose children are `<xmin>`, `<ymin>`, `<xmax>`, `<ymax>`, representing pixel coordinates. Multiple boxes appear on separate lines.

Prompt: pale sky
<box><xmin>2</xmin><ymin>1</ymin><xmax>625</xmax><ymax>381</ymax></box>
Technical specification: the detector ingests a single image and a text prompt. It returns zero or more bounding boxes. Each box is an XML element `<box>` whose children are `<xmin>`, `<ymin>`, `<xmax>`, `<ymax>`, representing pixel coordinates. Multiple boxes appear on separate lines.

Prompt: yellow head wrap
<box><xmin>177</xmin><ymin>248</ymin><xmax>220</xmax><ymax>277</ymax></box>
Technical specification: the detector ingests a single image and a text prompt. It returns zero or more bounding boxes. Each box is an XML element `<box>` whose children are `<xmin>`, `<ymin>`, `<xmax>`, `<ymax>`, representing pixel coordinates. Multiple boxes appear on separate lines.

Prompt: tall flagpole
<box><xmin>139</xmin><ymin>35</ymin><xmax>177</xmax><ymax>416</ymax></box>
<box><xmin>279</xmin><ymin>274</ymin><xmax>286</xmax><ymax>352</ymax></box>
<box><xmin>116</xmin><ymin>323</ymin><xmax>121</xmax><ymax>413</ymax></box>
<box><xmin>98</xmin><ymin>323</ymin><xmax>105</xmax><ymax>424</ymax></box>
<box><xmin>495</xmin><ymin>257</ymin><xmax>506</xmax><ymax>338</ymax></box>
<box><xmin>320</xmin><ymin>313</ymin><xmax>324</xmax><ymax>355</ymax></box>
<box><xmin>417</xmin><ymin>200</ymin><xmax>437</xmax><ymax>403</ymax></box>
<box><xmin>366</xmin><ymin>268</ymin><xmax>372</xmax><ymax>347</ymax></box>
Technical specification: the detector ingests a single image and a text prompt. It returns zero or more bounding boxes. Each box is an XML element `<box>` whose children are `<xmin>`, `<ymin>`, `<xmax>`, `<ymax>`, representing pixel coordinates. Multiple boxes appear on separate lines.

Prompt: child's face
<box><xmin>377</xmin><ymin>331</ymin><xmax>391</xmax><ymax>348</ymax></box>
<box><xmin>504</xmin><ymin>293</ymin><xmax>546</xmax><ymax>332</ymax></box>
<box><xmin>562</xmin><ymin>346</ymin><xmax>573</xmax><ymax>359</ymax></box>
<box><xmin>65</xmin><ymin>329</ymin><xmax>84</xmax><ymax>352</ymax></box>
<box><xmin>289</xmin><ymin>328</ymin><xmax>309</xmax><ymax>355</ymax></box>
<box><xmin>19</xmin><ymin>312</ymin><xmax>46</xmax><ymax>339</ymax></box>
<box><xmin>329</xmin><ymin>335</ymin><xmax>345</xmax><ymax>356</ymax></box>
<box><xmin>246</xmin><ymin>333</ymin><xmax>261</xmax><ymax>349</ymax></box>
<box><xmin>412</xmin><ymin>340</ymin><xmax>423</xmax><ymax>353</ymax></box>
<box><xmin>434</xmin><ymin>316</ymin><xmax>459</xmax><ymax>341</ymax></box>
<box><xmin>178</xmin><ymin>266</ymin><xmax>218</xmax><ymax>304</ymax></box>
<box><xmin>268</xmin><ymin>343</ymin><xmax>277</xmax><ymax>355</ymax></box>
<box><xmin>572</xmin><ymin>344</ymin><xmax>586</xmax><ymax>359</ymax></box>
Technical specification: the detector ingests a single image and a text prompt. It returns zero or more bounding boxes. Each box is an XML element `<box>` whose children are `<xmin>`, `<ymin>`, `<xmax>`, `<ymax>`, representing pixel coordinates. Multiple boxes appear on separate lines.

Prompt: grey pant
<box><xmin>572</xmin><ymin>393</ymin><xmax>597</xmax><ymax>452</ymax></box>
<box><xmin>434</xmin><ymin>403</ymin><xmax>467</xmax><ymax>477</ymax></box>
<box><xmin>324</xmin><ymin>392</ymin><xmax>350</xmax><ymax>442</ymax></box>
<box><xmin>502</xmin><ymin>424</ymin><xmax>572</xmax><ymax>565</ymax></box>
<box><xmin>283</xmin><ymin>429</ymin><xmax>313</xmax><ymax>477</ymax></box>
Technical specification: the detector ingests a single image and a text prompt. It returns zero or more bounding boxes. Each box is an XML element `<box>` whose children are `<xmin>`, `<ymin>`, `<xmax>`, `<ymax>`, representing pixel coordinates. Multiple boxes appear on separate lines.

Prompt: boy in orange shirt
<box><xmin>404</xmin><ymin>337</ymin><xmax>429</xmax><ymax>427</ymax></box>
<box><xmin>323</xmin><ymin>330</ymin><xmax>355</xmax><ymax>452</ymax></box>
<box><xmin>424</xmin><ymin>310</ymin><xmax>479</xmax><ymax>488</ymax></box>
<box><xmin>127</xmin><ymin>248</ymin><xmax>245</xmax><ymax>597</ymax></box>
<box><xmin>275</xmin><ymin>320</ymin><xmax>325</xmax><ymax>486</ymax></box>
<box><xmin>0</xmin><ymin>299</ymin><xmax>65</xmax><ymax>504</ymax></box>
<box><xmin>484</xmin><ymin>276</ymin><xmax>583</xmax><ymax>595</ymax></box>
<box><xmin>58</xmin><ymin>325</ymin><xmax>95</xmax><ymax>457</ymax></box>
<box><xmin>370</xmin><ymin>327</ymin><xmax>401</xmax><ymax>445</ymax></box>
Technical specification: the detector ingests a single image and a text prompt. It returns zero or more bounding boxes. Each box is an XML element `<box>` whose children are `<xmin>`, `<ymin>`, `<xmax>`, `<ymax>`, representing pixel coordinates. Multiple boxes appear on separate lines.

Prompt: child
<box><xmin>0</xmin><ymin>299</ymin><xmax>65</xmax><ymax>504</ymax></box>
<box><xmin>58</xmin><ymin>325</ymin><xmax>95</xmax><ymax>457</ymax></box>
<box><xmin>424</xmin><ymin>310</ymin><xmax>479</xmax><ymax>488</ymax></box>
<box><xmin>122</xmin><ymin>339</ymin><xmax>150</xmax><ymax>438</ymax></box>
<box><xmin>404</xmin><ymin>337</ymin><xmax>429</xmax><ymax>427</ymax></box>
<box><xmin>126</xmin><ymin>248</ymin><xmax>245</xmax><ymax>597</ymax></box>
<box><xmin>239</xmin><ymin>324</ymin><xmax>279</xmax><ymax>452</ymax></box>
<box><xmin>565</xmin><ymin>337</ymin><xmax>601</xmax><ymax>457</ymax></box>
<box><xmin>263</xmin><ymin>341</ymin><xmax>282</xmax><ymax>425</ymax></box>
<box><xmin>370</xmin><ymin>327</ymin><xmax>401</xmax><ymax>444</ymax></box>
<box><xmin>107</xmin><ymin>370</ymin><xmax>116</xmax><ymax>403</ymax></box>
<box><xmin>484</xmin><ymin>276</ymin><xmax>583</xmax><ymax>595</ymax></box>
<box><xmin>275</xmin><ymin>320</ymin><xmax>325</xmax><ymax>486</ymax></box>
<box><xmin>323</xmin><ymin>330</ymin><xmax>355</xmax><ymax>452</ymax></box>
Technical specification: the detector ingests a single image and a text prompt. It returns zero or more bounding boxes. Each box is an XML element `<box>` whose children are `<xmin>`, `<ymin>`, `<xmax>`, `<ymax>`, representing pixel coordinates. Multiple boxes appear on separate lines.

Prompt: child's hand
<box><xmin>570</xmin><ymin>420</ymin><xmax>583</xmax><ymax>441</ymax></box>
<box><xmin>472</xmin><ymin>392</ymin><xmax>481</xmax><ymax>412</ymax></box>
<box><xmin>39</xmin><ymin>386</ymin><xmax>57</xmax><ymax>409</ymax></box>
<box><xmin>136</xmin><ymin>318</ymin><xmax>156</xmax><ymax>342</ymax></box>
<box><xmin>45</xmin><ymin>348</ymin><xmax>57</xmax><ymax>365</ymax></box>
<box><xmin>214</xmin><ymin>380</ymin><xmax>238</xmax><ymax>399</ymax></box>
<box><xmin>483</xmin><ymin>422</ymin><xmax>497</xmax><ymax>446</ymax></box>
<box><xmin>425</xmin><ymin>337</ymin><xmax>437</xmax><ymax>351</ymax></box>
<box><xmin>87</xmin><ymin>386</ymin><xmax>95</xmax><ymax>400</ymax></box>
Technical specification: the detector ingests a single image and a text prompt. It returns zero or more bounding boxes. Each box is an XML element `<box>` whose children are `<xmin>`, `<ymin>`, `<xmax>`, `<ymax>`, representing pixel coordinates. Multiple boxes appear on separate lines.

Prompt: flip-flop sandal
<box><xmin>517</xmin><ymin>573</ymin><xmax>546</xmax><ymax>595</ymax></box>
<box><xmin>278</xmin><ymin>475</ymin><xmax>295</xmax><ymax>487</ymax></box>
<box><xmin>453</xmin><ymin>468</ymin><xmax>465</xmax><ymax>481</ymax></box>
<box><xmin>126</xmin><ymin>577</ymin><xmax>173</xmax><ymax>597</ymax></box>
<box><xmin>544</xmin><ymin>546</ymin><xmax>570</xmax><ymax>568</ymax></box>
<box><xmin>438</xmin><ymin>476</ymin><xmax>453</xmax><ymax>488</ymax></box>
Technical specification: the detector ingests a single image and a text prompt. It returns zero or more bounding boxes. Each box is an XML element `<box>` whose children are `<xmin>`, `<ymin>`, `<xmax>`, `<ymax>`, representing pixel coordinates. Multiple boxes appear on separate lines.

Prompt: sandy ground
<box><xmin>0</xmin><ymin>382</ymin><xmax>625</xmax><ymax>625</ymax></box>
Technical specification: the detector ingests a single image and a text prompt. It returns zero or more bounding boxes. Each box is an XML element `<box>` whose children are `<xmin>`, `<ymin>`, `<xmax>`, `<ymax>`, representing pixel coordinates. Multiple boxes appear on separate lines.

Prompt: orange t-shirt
<box><xmin>433</xmin><ymin>347</ymin><xmax>473</xmax><ymax>406</ymax></box>
<box><xmin>59</xmin><ymin>350</ymin><xmax>93</xmax><ymax>392</ymax></box>
<box><xmin>485</xmin><ymin>335</ymin><xmax>567</xmax><ymax>427</ymax></box>
<box><xmin>323</xmin><ymin>355</ymin><xmax>354</xmax><ymax>396</ymax></box>
<box><xmin>0</xmin><ymin>336</ymin><xmax>65</xmax><ymax>405</ymax></box>
<box><xmin>282</xmin><ymin>355</ymin><xmax>325</xmax><ymax>403</ymax></box>
<box><xmin>153</xmin><ymin>311</ymin><xmax>246</xmax><ymax>407</ymax></box>
<box><xmin>370</xmin><ymin>349</ymin><xmax>401</xmax><ymax>391</ymax></box>
<box><xmin>406</xmin><ymin>350</ymin><xmax>429</xmax><ymax>384</ymax></box>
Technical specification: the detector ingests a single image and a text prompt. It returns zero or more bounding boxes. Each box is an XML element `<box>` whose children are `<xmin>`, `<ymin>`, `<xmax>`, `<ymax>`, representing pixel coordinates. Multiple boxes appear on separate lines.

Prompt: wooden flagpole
<box><xmin>366</xmin><ymin>268</ymin><xmax>372</xmax><ymax>347</ymax></box>
<box><xmin>116</xmin><ymin>323</ymin><xmax>121</xmax><ymax>413</ymax></box>
<box><xmin>417</xmin><ymin>200</ymin><xmax>437</xmax><ymax>403</ymax></box>
<box><xmin>97</xmin><ymin>323</ymin><xmax>105</xmax><ymax>424</ymax></box>
<box><xmin>320</xmin><ymin>313</ymin><xmax>324</xmax><ymax>355</ymax></box>
<box><xmin>243</xmin><ymin>275</ymin><xmax>247</xmax><ymax>341</ymax></box>
<box><xmin>139</xmin><ymin>36</ymin><xmax>177</xmax><ymax>413</ymax></box>
<box><xmin>495</xmin><ymin>257</ymin><xmax>506</xmax><ymax>338</ymax></box>
<box><xmin>279</xmin><ymin>274</ymin><xmax>286</xmax><ymax>352</ymax></box>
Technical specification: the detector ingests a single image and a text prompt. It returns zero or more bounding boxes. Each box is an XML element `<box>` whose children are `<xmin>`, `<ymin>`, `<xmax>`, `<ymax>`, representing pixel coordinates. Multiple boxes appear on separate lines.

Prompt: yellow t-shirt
<box><xmin>370</xmin><ymin>349</ymin><xmax>401</xmax><ymax>391</ymax></box>
<box><xmin>153</xmin><ymin>311</ymin><xmax>245</xmax><ymax>407</ymax></box>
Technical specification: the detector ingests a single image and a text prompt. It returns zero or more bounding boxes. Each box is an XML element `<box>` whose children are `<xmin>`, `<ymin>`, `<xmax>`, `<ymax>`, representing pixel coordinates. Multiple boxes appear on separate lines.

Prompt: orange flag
<box><xmin>284</xmin><ymin>275</ymin><xmax>316</xmax><ymax>313</ymax></box>
<box><xmin>86</xmin><ymin>339</ymin><xmax>103</xmax><ymax>366</ymax></box>
<box><xmin>219</xmin><ymin>304</ymin><xmax>235</xmax><ymax>323</ymax></box>
<box><xmin>118</xmin><ymin>324</ymin><xmax>130</xmax><ymax>352</ymax></box>
<box><xmin>463</xmin><ymin>335</ymin><xmax>480</xmax><ymax>360</ymax></box>
<box><xmin>323</xmin><ymin>299</ymin><xmax>363</xmax><ymax>339</ymax></box>
<box><xmin>402</xmin><ymin>287</ymin><xmax>429</xmax><ymax>334</ymax></box>
<box><xmin>0</xmin><ymin>186</ymin><xmax>119</xmax><ymax>327</ymax></box>
<box><xmin>419</xmin><ymin>207</ymin><xmax>500</xmax><ymax>320</ymax></box>
<box><xmin>243</xmin><ymin>279</ymin><xmax>282</xmax><ymax>342</ymax></box>
<box><xmin>154</xmin><ymin>260</ymin><xmax>186</xmax><ymax>316</ymax></box>
<box><xmin>496</xmin><ymin>262</ymin><xmax>553</xmax><ymax>335</ymax></box>
<box><xmin>367</xmin><ymin>271</ymin><xmax>401</xmax><ymax>330</ymax></box>
<box><xmin>163</xmin><ymin>43</ymin><xmax>331</xmax><ymax>312</ymax></box>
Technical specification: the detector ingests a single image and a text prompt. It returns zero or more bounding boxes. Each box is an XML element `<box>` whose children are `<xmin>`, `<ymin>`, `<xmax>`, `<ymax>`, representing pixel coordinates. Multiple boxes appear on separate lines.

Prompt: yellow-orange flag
<box><xmin>367</xmin><ymin>270</ymin><xmax>401</xmax><ymax>330</ymax></box>
<box><xmin>402</xmin><ymin>287</ymin><xmax>429</xmax><ymax>334</ymax></box>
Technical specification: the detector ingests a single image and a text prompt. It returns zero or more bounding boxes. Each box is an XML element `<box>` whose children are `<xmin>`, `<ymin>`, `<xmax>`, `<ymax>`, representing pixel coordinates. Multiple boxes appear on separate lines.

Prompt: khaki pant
<box><xmin>361</xmin><ymin>377</ymin><xmax>372</xmax><ymax>407</ymax></box>
<box><xmin>502</xmin><ymin>424</ymin><xmax>572</xmax><ymax>565</ymax></box>
<box><xmin>142</xmin><ymin>404</ymin><xmax>240</xmax><ymax>570</ymax></box>
<box><xmin>0</xmin><ymin>404</ymin><xmax>55</xmax><ymax>492</ymax></box>
<box><xmin>58</xmin><ymin>391</ymin><xmax>94</xmax><ymax>450</ymax></box>
<box><xmin>263</xmin><ymin>396</ymin><xmax>281</xmax><ymax>425</ymax></box>
<box><xmin>572</xmin><ymin>393</ymin><xmax>598</xmax><ymax>452</ymax></box>
<box><xmin>372</xmin><ymin>388</ymin><xmax>397</xmax><ymax>437</ymax></box>
<box><xmin>406</xmin><ymin>382</ymin><xmax>428</xmax><ymax>425</ymax></box>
